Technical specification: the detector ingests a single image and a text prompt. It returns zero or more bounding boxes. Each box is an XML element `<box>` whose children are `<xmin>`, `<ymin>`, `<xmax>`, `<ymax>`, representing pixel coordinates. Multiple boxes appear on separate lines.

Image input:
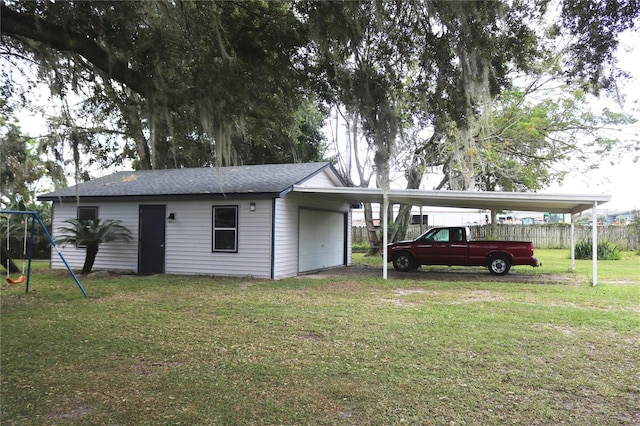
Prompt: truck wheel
<box><xmin>392</xmin><ymin>252</ymin><xmax>415</xmax><ymax>272</ymax></box>
<box><xmin>488</xmin><ymin>255</ymin><xmax>511</xmax><ymax>275</ymax></box>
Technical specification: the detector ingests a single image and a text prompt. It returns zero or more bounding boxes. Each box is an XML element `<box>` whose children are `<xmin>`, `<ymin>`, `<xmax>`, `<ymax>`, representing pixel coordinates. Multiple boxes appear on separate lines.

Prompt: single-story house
<box><xmin>37</xmin><ymin>162</ymin><xmax>354</xmax><ymax>279</ymax></box>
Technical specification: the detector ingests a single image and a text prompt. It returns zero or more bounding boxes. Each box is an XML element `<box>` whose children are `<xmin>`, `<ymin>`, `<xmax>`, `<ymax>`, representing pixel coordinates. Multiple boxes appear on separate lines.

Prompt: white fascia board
<box><xmin>291</xmin><ymin>186</ymin><xmax>384</xmax><ymax>202</ymax></box>
<box><xmin>389</xmin><ymin>189</ymin><xmax>611</xmax><ymax>214</ymax></box>
<box><xmin>291</xmin><ymin>186</ymin><xmax>611</xmax><ymax>214</ymax></box>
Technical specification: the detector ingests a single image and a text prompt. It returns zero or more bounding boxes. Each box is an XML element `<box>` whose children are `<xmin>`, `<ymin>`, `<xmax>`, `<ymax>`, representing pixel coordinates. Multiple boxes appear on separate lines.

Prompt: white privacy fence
<box><xmin>352</xmin><ymin>224</ymin><xmax>639</xmax><ymax>250</ymax></box>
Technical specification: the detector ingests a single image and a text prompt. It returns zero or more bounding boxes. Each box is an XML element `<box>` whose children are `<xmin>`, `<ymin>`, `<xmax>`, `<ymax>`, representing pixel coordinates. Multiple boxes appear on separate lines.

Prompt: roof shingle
<box><xmin>38</xmin><ymin>162</ymin><xmax>335</xmax><ymax>201</ymax></box>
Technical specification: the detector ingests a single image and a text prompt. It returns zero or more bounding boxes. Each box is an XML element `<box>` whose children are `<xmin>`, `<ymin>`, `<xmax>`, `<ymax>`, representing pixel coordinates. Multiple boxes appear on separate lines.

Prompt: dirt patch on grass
<box><xmin>381</xmin><ymin>288</ymin><xmax>506</xmax><ymax>306</ymax></box>
<box><xmin>383</xmin><ymin>288</ymin><xmax>435</xmax><ymax>307</ymax></box>
<box><xmin>456</xmin><ymin>289</ymin><xmax>508</xmax><ymax>303</ymax></box>
<box><xmin>380</xmin><ymin>297</ymin><xmax>416</xmax><ymax>307</ymax></box>
<box><xmin>48</xmin><ymin>406</ymin><xmax>94</xmax><ymax>421</ymax></box>
<box><xmin>312</xmin><ymin>264</ymin><xmax>582</xmax><ymax>285</ymax></box>
<box><xmin>392</xmin><ymin>288</ymin><xmax>436</xmax><ymax>296</ymax></box>
<box><xmin>318</xmin><ymin>280</ymin><xmax>366</xmax><ymax>292</ymax></box>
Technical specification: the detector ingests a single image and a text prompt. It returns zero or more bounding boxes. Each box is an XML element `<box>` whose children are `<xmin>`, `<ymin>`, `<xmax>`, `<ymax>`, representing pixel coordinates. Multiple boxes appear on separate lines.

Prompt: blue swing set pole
<box><xmin>25</xmin><ymin>214</ymin><xmax>36</xmax><ymax>294</ymax></box>
<box><xmin>33</xmin><ymin>212</ymin><xmax>88</xmax><ymax>297</ymax></box>
<box><xmin>0</xmin><ymin>210</ymin><xmax>87</xmax><ymax>297</ymax></box>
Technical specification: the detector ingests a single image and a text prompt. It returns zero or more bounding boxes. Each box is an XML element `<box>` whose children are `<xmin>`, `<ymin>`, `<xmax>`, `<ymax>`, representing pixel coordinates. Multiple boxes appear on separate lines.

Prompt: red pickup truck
<box><xmin>387</xmin><ymin>226</ymin><xmax>541</xmax><ymax>275</ymax></box>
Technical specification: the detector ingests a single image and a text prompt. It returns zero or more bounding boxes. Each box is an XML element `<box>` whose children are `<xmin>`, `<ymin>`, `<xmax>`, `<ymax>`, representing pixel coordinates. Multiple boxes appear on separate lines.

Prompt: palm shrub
<box><xmin>55</xmin><ymin>218</ymin><xmax>133</xmax><ymax>274</ymax></box>
<box><xmin>574</xmin><ymin>239</ymin><xmax>622</xmax><ymax>260</ymax></box>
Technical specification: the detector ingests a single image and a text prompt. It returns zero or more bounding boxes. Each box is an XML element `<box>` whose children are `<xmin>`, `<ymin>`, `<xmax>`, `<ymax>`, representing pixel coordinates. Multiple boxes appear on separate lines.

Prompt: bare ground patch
<box><xmin>50</xmin><ymin>406</ymin><xmax>94</xmax><ymax>421</ymax></box>
<box><xmin>312</xmin><ymin>264</ymin><xmax>583</xmax><ymax>285</ymax></box>
<box><xmin>318</xmin><ymin>279</ymin><xmax>366</xmax><ymax>292</ymax></box>
<box><xmin>380</xmin><ymin>297</ymin><xmax>416</xmax><ymax>307</ymax></box>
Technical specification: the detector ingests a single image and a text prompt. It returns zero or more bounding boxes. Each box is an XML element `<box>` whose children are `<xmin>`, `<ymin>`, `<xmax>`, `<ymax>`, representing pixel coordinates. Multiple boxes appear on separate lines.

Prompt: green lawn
<box><xmin>1</xmin><ymin>250</ymin><xmax>639</xmax><ymax>425</ymax></box>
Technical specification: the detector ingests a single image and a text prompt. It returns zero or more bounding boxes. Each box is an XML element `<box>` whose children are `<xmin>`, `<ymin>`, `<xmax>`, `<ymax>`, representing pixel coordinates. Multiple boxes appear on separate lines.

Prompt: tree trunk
<box><xmin>124</xmin><ymin>101</ymin><xmax>152</xmax><ymax>170</ymax></box>
<box><xmin>82</xmin><ymin>245</ymin><xmax>99</xmax><ymax>275</ymax></box>
<box><xmin>389</xmin><ymin>137</ymin><xmax>433</xmax><ymax>241</ymax></box>
<box><xmin>489</xmin><ymin>210</ymin><xmax>498</xmax><ymax>239</ymax></box>
<box><xmin>390</xmin><ymin>204</ymin><xmax>412</xmax><ymax>242</ymax></box>
<box><xmin>364</xmin><ymin>202</ymin><xmax>381</xmax><ymax>256</ymax></box>
<box><xmin>103</xmin><ymin>82</ymin><xmax>153</xmax><ymax>170</ymax></box>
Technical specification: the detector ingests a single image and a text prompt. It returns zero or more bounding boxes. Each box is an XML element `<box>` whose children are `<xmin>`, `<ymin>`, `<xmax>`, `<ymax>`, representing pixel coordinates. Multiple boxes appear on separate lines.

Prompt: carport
<box><xmin>292</xmin><ymin>186</ymin><xmax>611</xmax><ymax>285</ymax></box>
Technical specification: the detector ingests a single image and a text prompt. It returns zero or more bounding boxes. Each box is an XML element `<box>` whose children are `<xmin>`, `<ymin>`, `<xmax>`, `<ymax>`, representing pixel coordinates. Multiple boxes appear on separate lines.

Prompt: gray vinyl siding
<box><xmin>272</xmin><ymin>198</ymin><xmax>299</xmax><ymax>279</ymax></box>
<box><xmin>50</xmin><ymin>199</ymin><xmax>273</xmax><ymax>278</ymax></box>
<box><xmin>50</xmin><ymin>202</ymin><xmax>139</xmax><ymax>272</ymax></box>
<box><xmin>164</xmin><ymin>200</ymin><xmax>272</xmax><ymax>278</ymax></box>
<box><xmin>299</xmin><ymin>170</ymin><xmax>341</xmax><ymax>187</ymax></box>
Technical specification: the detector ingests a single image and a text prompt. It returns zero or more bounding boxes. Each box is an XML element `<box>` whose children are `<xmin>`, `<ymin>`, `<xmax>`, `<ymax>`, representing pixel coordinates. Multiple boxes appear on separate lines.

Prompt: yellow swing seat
<box><xmin>6</xmin><ymin>275</ymin><xmax>26</xmax><ymax>285</ymax></box>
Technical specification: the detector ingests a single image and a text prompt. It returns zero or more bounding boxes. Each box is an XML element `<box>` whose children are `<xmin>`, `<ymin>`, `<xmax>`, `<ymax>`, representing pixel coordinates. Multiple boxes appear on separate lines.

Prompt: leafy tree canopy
<box><xmin>0</xmin><ymin>107</ymin><xmax>63</xmax><ymax>209</ymax></box>
<box><xmin>1</xmin><ymin>0</ymin><xmax>325</xmax><ymax>172</ymax></box>
<box><xmin>1</xmin><ymin>0</ymin><xmax>638</xmax><ymax>191</ymax></box>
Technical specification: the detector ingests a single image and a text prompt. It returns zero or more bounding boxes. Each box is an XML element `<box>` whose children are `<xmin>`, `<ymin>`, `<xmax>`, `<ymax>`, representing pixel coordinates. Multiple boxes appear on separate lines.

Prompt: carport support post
<box><xmin>592</xmin><ymin>201</ymin><xmax>598</xmax><ymax>286</ymax></box>
<box><xmin>570</xmin><ymin>214</ymin><xmax>576</xmax><ymax>272</ymax></box>
<box><xmin>382</xmin><ymin>192</ymin><xmax>389</xmax><ymax>280</ymax></box>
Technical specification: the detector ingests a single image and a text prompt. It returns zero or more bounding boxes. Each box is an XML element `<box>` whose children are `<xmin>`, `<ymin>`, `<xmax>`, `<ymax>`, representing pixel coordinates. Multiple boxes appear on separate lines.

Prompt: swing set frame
<box><xmin>4</xmin><ymin>213</ymin><xmax>28</xmax><ymax>285</ymax></box>
<box><xmin>0</xmin><ymin>210</ymin><xmax>87</xmax><ymax>297</ymax></box>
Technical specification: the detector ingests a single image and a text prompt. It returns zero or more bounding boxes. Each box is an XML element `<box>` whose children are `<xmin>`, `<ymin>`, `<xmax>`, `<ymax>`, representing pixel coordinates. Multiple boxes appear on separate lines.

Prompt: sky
<box><xmin>544</xmin><ymin>154</ymin><xmax>638</xmax><ymax>212</ymax></box>
<box><xmin>540</xmin><ymin>31</ymin><xmax>640</xmax><ymax>212</ymax></box>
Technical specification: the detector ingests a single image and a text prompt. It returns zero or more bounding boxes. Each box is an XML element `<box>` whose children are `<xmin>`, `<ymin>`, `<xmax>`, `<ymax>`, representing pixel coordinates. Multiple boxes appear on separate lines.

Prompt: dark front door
<box><xmin>138</xmin><ymin>205</ymin><xmax>166</xmax><ymax>274</ymax></box>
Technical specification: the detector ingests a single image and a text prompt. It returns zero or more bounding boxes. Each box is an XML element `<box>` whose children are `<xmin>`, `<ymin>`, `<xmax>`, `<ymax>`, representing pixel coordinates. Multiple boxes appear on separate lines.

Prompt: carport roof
<box><xmin>294</xmin><ymin>185</ymin><xmax>611</xmax><ymax>285</ymax></box>
<box><xmin>292</xmin><ymin>186</ymin><xmax>611</xmax><ymax>214</ymax></box>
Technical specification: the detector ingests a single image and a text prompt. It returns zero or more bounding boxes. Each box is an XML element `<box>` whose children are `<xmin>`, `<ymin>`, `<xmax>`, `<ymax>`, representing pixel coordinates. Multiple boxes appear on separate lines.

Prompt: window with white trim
<box><xmin>77</xmin><ymin>206</ymin><xmax>98</xmax><ymax>223</ymax></box>
<box><xmin>212</xmin><ymin>206</ymin><xmax>238</xmax><ymax>252</ymax></box>
<box><xmin>76</xmin><ymin>206</ymin><xmax>98</xmax><ymax>248</ymax></box>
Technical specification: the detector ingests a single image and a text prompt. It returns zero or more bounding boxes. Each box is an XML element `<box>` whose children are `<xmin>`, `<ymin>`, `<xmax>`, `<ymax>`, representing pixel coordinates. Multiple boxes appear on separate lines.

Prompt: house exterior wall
<box><xmin>51</xmin><ymin>202</ymin><xmax>139</xmax><ymax>272</ymax></box>
<box><xmin>164</xmin><ymin>199</ymin><xmax>272</xmax><ymax>278</ymax></box>
<box><xmin>272</xmin><ymin>192</ymin><xmax>352</xmax><ymax>280</ymax></box>
<box><xmin>299</xmin><ymin>169</ymin><xmax>342</xmax><ymax>187</ymax></box>
<box><xmin>272</xmin><ymin>197</ymin><xmax>299</xmax><ymax>279</ymax></box>
<box><xmin>50</xmin><ymin>199</ymin><xmax>274</xmax><ymax>278</ymax></box>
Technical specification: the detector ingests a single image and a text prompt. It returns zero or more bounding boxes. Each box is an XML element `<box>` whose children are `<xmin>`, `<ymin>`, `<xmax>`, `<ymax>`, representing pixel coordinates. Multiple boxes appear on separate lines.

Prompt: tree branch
<box><xmin>0</xmin><ymin>4</ymin><xmax>195</xmax><ymax>108</ymax></box>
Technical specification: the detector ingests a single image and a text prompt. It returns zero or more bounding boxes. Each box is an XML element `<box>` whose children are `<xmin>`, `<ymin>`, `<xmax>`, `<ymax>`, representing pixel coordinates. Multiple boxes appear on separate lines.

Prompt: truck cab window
<box><xmin>433</xmin><ymin>229</ymin><xmax>449</xmax><ymax>242</ymax></box>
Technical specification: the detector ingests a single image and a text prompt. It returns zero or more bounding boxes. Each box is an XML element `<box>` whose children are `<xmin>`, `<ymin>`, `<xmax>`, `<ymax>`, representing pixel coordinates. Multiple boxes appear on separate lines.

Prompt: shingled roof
<box><xmin>38</xmin><ymin>162</ymin><xmax>340</xmax><ymax>202</ymax></box>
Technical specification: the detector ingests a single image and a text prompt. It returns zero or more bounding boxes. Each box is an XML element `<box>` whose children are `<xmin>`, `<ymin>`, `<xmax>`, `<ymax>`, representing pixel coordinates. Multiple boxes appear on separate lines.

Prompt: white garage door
<box><xmin>299</xmin><ymin>209</ymin><xmax>346</xmax><ymax>272</ymax></box>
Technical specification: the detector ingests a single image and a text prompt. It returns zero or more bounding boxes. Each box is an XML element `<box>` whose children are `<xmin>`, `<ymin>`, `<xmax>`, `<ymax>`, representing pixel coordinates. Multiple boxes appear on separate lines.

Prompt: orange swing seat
<box><xmin>6</xmin><ymin>275</ymin><xmax>26</xmax><ymax>285</ymax></box>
